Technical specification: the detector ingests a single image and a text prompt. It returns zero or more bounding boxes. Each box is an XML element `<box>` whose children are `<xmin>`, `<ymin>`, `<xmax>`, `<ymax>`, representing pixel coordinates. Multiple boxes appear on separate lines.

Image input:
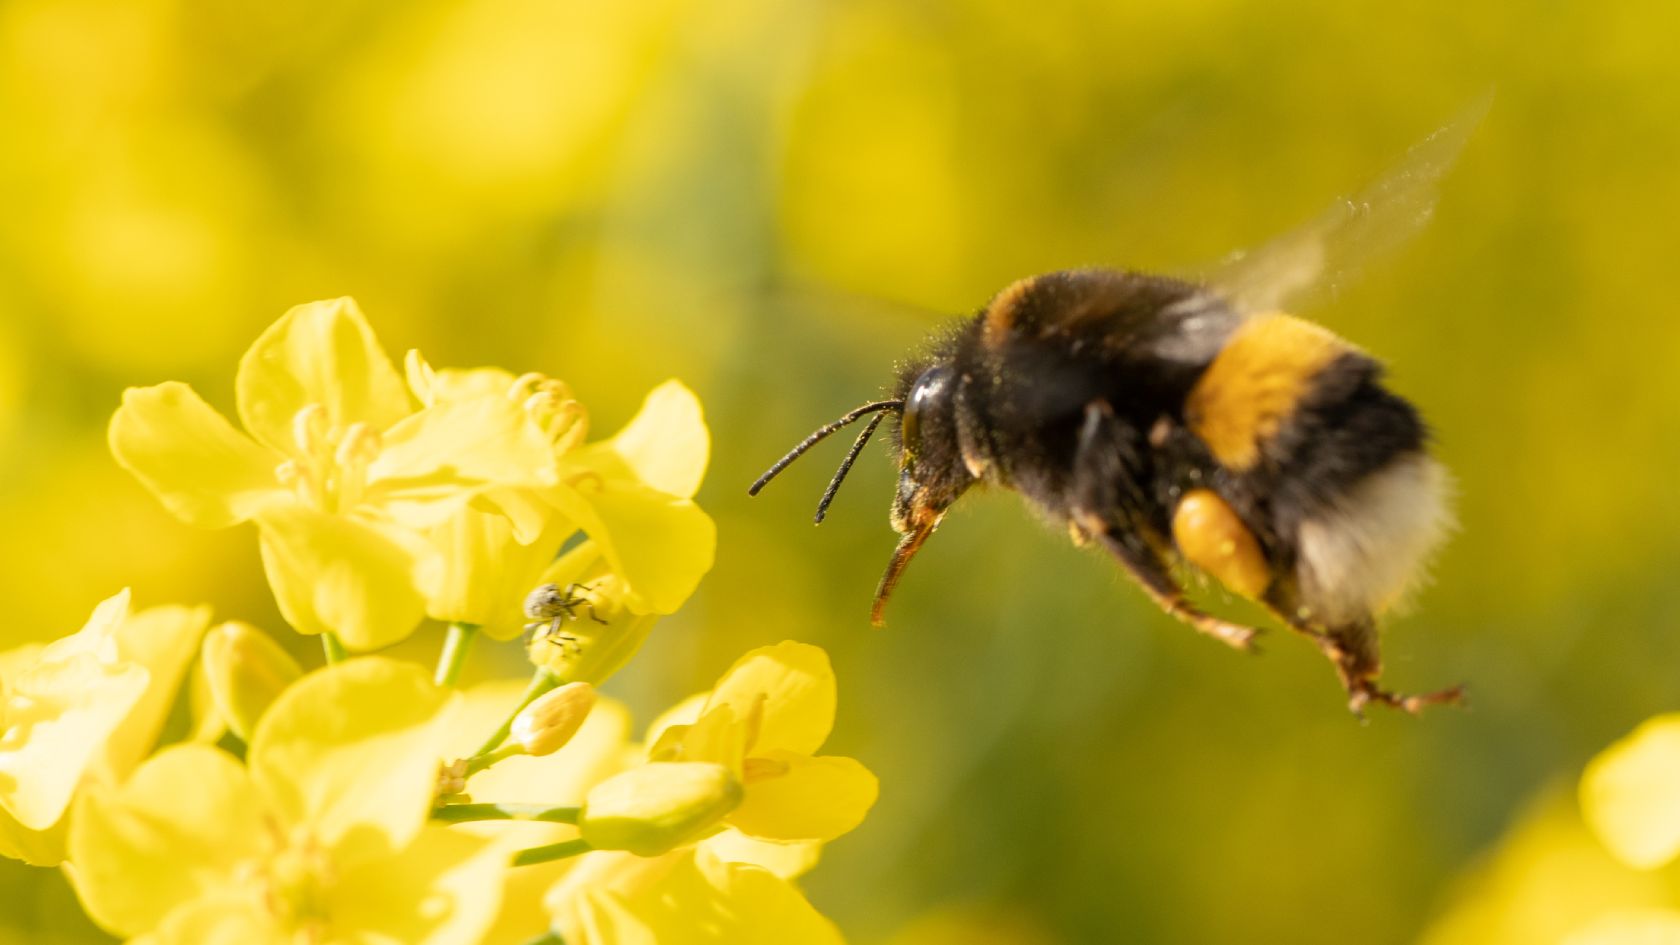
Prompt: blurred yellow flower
<box><xmin>1582</xmin><ymin>715</ymin><xmax>1680</xmax><ymax>870</ymax></box>
<box><xmin>1565</xmin><ymin>911</ymin><xmax>1680</xmax><ymax>945</ymax></box>
<box><xmin>0</xmin><ymin>589</ymin><xmax>207</xmax><ymax>866</ymax></box>
<box><xmin>68</xmin><ymin>657</ymin><xmax>505</xmax><ymax>945</ymax></box>
<box><xmin>647</xmin><ymin>641</ymin><xmax>879</xmax><ymax>844</ymax></box>
<box><xmin>108</xmin><ymin>298</ymin><xmax>556</xmax><ymax>649</ymax></box>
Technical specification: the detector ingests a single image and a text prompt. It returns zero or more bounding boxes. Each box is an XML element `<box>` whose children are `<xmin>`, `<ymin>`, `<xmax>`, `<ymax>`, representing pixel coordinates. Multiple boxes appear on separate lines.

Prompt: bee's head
<box><xmin>889</xmin><ymin>362</ymin><xmax>973</xmax><ymax>534</ymax></box>
<box><xmin>747</xmin><ymin>357</ymin><xmax>974</xmax><ymax>627</ymax></box>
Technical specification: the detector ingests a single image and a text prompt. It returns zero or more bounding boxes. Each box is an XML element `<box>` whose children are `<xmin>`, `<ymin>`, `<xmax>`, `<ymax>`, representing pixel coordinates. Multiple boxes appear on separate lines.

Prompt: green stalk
<box><xmin>321</xmin><ymin>633</ymin><xmax>348</xmax><ymax>664</ymax></box>
<box><xmin>431</xmin><ymin>803</ymin><xmax>581</xmax><ymax>825</ymax></box>
<box><xmin>434</xmin><ymin>622</ymin><xmax>480</xmax><ymax>687</ymax></box>
<box><xmin>512</xmin><ymin>838</ymin><xmax>592</xmax><ymax>867</ymax></box>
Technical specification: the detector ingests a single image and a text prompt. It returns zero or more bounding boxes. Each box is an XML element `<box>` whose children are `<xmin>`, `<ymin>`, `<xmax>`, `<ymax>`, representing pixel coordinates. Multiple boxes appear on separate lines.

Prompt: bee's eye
<box><xmin>902</xmin><ymin>365</ymin><xmax>953</xmax><ymax>461</ymax></box>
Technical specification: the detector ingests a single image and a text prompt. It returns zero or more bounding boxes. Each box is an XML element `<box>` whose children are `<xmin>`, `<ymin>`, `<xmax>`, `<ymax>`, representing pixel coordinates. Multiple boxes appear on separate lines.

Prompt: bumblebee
<box><xmin>751</xmin><ymin>106</ymin><xmax>1484</xmax><ymax>715</ymax></box>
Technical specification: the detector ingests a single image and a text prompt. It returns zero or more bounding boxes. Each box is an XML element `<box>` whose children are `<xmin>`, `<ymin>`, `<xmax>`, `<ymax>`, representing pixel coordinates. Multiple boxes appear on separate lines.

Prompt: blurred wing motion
<box><xmin>1202</xmin><ymin>92</ymin><xmax>1492</xmax><ymax>314</ymax></box>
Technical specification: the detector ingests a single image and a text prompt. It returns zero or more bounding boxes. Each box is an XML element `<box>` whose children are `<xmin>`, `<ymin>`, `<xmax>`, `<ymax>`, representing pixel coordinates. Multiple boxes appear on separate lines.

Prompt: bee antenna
<box><xmin>748</xmin><ymin>400</ymin><xmax>904</xmax><ymax>497</ymax></box>
<box><xmin>814</xmin><ymin>410</ymin><xmax>887</xmax><ymax>524</ymax></box>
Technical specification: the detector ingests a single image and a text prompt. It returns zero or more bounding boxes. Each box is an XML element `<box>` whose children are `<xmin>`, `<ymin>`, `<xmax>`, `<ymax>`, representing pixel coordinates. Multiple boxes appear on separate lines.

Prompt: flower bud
<box><xmin>200</xmin><ymin>622</ymin><xmax>302</xmax><ymax>742</ymax></box>
<box><xmin>510</xmin><ymin>682</ymin><xmax>597</xmax><ymax>756</ymax></box>
<box><xmin>578</xmin><ymin>762</ymin><xmax>742</xmax><ymax>857</ymax></box>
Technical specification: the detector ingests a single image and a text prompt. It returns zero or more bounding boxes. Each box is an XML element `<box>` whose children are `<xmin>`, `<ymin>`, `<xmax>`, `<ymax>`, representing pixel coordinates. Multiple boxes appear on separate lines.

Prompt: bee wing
<box><xmin>1200</xmin><ymin>93</ymin><xmax>1491</xmax><ymax>315</ymax></box>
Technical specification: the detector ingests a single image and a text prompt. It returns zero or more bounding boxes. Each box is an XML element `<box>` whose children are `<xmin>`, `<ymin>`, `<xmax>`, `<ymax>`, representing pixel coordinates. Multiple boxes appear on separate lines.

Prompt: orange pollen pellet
<box><xmin>1171</xmin><ymin>489</ymin><xmax>1271</xmax><ymax>600</ymax></box>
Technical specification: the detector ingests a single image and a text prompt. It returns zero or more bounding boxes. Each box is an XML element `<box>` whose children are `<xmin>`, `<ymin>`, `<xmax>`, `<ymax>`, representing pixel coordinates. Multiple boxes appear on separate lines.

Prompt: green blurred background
<box><xmin>4</xmin><ymin>0</ymin><xmax>1679</xmax><ymax>942</ymax></box>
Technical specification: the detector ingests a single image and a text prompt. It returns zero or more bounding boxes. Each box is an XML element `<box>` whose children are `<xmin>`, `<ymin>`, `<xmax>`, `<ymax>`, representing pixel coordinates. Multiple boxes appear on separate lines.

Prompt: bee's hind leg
<box><xmin>1071</xmin><ymin>400</ymin><xmax>1263</xmax><ymax>654</ymax></box>
<box><xmin>1307</xmin><ymin>617</ymin><xmax>1466</xmax><ymax>717</ymax></box>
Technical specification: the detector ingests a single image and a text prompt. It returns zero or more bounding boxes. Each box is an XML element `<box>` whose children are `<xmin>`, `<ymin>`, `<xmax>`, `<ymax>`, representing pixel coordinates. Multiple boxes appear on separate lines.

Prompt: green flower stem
<box><xmin>518</xmin><ymin>930</ymin><xmax>567</xmax><ymax>945</ymax></box>
<box><xmin>464</xmin><ymin>743</ymin><xmax>524</xmax><ymax>776</ymax></box>
<box><xmin>431</xmin><ymin>803</ymin><xmax>581</xmax><ymax>825</ymax></box>
<box><xmin>474</xmin><ymin>668</ymin><xmax>560</xmax><ymax>757</ymax></box>
<box><xmin>321</xmin><ymin>633</ymin><xmax>348</xmax><ymax>664</ymax></box>
<box><xmin>434</xmin><ymin>622</ymin><xmax>480</xmax><ymax>687</ymax></box>
<box><xmin>512</xmin><ymin>838</ymin><xmax>593</xmax><ymax>867</ymax></box>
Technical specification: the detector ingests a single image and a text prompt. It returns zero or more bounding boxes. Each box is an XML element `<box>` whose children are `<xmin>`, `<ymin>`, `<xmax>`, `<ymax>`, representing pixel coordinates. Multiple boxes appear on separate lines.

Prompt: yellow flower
<box><xmin>1582</xmin><ymin>714</ymin><xmax>1680</xmax><ymax>870</ymax></box>
<box><xmin>0</xmin><ymin>590</ymin><xmax>208</xmax><ymax>865</ymax></box>
<box><xmin>544</xmin><ymin>379</ymin><xmax>715</xmax><ymax>616</ymax></box>
<box><xmin>109</xmin><ymin>298</ymin><xmax>556</xmax><ymax>649</ymax></box>
<box><xmin>68</xmin><ymin>657</ymin><xmax>506</xmax><ymax>945</ymax></box>
<box><xmin>410</xmin><ymin>357</ymin><xmax>716</xmax><ymax>641</ymax></box>
<box><xmin>545</xmin><ymin>845</ymin><xmax>844</xmax><ymax>945</ymax></box>
<box><xmin>647</xmin><ymin>641</ymin><xmax>878</xmax><ymax>844</ymax></box>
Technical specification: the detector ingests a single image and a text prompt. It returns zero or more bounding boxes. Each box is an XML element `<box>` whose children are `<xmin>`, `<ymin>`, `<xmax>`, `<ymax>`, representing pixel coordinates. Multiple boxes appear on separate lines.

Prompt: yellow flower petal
<box><xmin>368</xmin><ymin>395</ymin><xmax>557</xmax><ymax>528</ymax></box>
<box><xmin>704</xmin><ymin>642</ymin><xmax>836</xmax><ymax>757</ymax></box>
<box><xmin>328</xmin><ymin>823</ymin><xmax>507</xmax><ymax>945</ymax></box>
<box><xmin>1582</xmin><ymin>715</ymin><xmax>1680</xmax><ymax>869</ymax></box>
<box><xmin>0</xmin><ymin>593</ymin><xmax>149</xmax><ymax>832</ymax></box>
<box><xmin>98</xmin><ymin>603</ymin><xmax>213</xmax><ymax>779</ymax></box>
<box><xmin>478</xmin><ymin>487</ymin><xmax>559</xmax><ymax>545</ymax></box>
<box><xmin>235</xmin><ymin>298</ymin><xmax>412</xmax><ymax>454</ymax></box>
<box><xmin>644</xmin><ymin>691</ymin><xmax>709</xmax><ymax>750</ymax></box>
<box><xmin>425</xmin><ymin>504</ymin><xmax>569</xmax><ymax>638</ymax></box>
<box><xmin>568</xmin><ymin>846</ymin><xmax>843</xmax><ymax>945</ymax></box>
<box><xmin>249</xmin><ymin>658</ymin><xmax>454</xmax><ymax>852</ymax></box>
<box><xmin>255</xmin><ymin>505</ymin><xmax>432</xmax><ymax>650</ymax></box>
<box><xmin>0</xmin><ymin>808</ymin><xmax>67</xmax><ymax>865</ymax></box>
<box><xmin>567</xmin><ymin>380</ymin><xmax>709</xmax><ymax>499</ymax></box>
<box><xmin>108</xmin><ymin>382</ymin><xmax>284</xmax><ymax>528</ymax></box>
<box><xmin>672</xmin><ymin>704</ymin><xmax>750</xmax><ymax>773</ymax></box>
<box><xmin>546</xmin><ymin>481</ymin><xmax>715</xmax><ymax>614</ymax></box>
<box><xmin>67</xmin><ymin>745</ymin><xmax>266</xmax><ymax>938</ymax></box>
<box><xmin>200</xmin><ymin>622</ymin><xmax>303</xmax><ymax>743</ymax></box>
<box><xmin>404</xmin><ymin>350</ymin><xmax>519</xmax><ymax>407</ymax></box>
<box><xmin>701</xmin><ymin>828</ymin><xmax>822</xmax><ymax>880</ymax></box>
<box><xmin>727</xmin><ymin>750</ymin><xmax>878</xmax><ymax>843</ymax></box>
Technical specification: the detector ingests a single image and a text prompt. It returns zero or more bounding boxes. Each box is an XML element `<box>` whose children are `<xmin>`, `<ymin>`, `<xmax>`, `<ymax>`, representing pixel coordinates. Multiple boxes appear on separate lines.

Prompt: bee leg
<box><xmin>1312</xmin><ymin>620</ymin><xmax>1466</xmax><ymax>717</ymax></box>
<box><xmin>1072</xmin><ymin>400</ymin><xmax>1262</xmax><ymax>653</ymax></box>
<box><xmin>1084</xmin><ymin>523</ymin><xmax>1263</xmax><ymax>652</ymax></box>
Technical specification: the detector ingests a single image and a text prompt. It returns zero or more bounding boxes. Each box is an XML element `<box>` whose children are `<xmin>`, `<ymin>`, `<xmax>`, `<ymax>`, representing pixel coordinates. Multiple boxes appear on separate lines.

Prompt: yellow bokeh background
<box><xmin>4</xmin><ymin>0</ymin><xmax>1679</xmax><ymax>942</ymax></box>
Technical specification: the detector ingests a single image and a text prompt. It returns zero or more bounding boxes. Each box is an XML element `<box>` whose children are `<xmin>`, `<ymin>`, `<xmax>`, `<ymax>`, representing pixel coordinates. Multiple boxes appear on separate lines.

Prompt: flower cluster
<box><xmin>2</xmin><ymin>299</ymin><xmax>876</xmax><ymax>944</ymax></box>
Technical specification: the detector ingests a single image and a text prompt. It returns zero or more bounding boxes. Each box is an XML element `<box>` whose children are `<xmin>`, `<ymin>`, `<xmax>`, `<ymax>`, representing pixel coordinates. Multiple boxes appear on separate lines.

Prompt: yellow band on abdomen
<box><xmin>1186</xmin><ymin>313</ymin><xmax>1351</xmax><ymax>471</ymax></box>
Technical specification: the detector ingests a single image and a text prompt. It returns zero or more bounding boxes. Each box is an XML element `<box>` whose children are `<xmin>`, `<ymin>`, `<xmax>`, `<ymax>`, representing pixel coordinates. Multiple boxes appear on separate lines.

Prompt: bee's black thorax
<box><xmin>936</xmin><ymin>270</ymin><xmax>1241</xmax><ymax>531</ymax></box>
